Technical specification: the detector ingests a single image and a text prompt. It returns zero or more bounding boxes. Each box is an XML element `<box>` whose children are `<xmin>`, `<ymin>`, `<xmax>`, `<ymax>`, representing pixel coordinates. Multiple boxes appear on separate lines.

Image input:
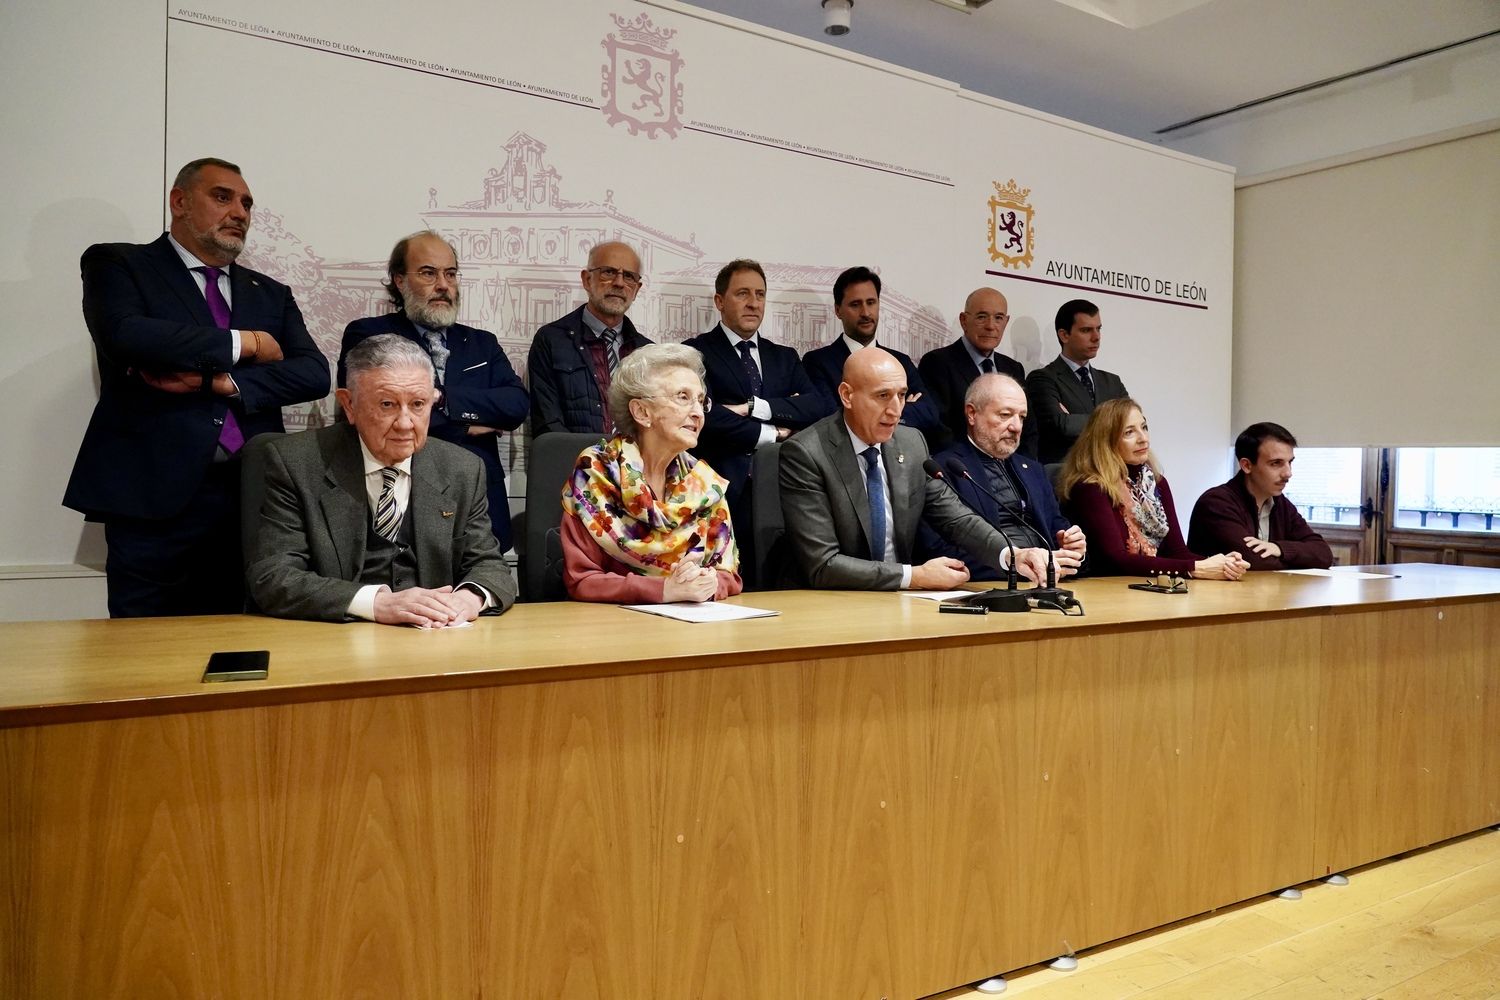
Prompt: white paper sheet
<box><xmin>621</xmin><ymin>602</ymin><xmax>780</xmax><ymax>623</ymax></box>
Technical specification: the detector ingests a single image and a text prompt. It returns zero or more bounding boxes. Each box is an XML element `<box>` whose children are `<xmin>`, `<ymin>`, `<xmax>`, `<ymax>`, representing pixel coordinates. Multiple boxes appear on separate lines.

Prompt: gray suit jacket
<box><xmin>1024</xmin><ymin>355</ymin><xmax>1129</xmax><ymax>464</ymax></box>
<box><xmin>778</xmin><ymin>412</ymin><xmax>1008</xmax><ymax>590</ymax></box>
<box><xmin>246</xmin><ymin>424</ymin><xmax>517</xmax><ymax>621</ymax></box>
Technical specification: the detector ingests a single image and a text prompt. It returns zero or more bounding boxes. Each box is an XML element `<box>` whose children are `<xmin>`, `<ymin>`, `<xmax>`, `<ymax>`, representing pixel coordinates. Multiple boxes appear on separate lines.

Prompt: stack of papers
<box><xmin>621</xmin><ymin>602</ymin><xmax>780</xmax><ymax>623</ymax></box>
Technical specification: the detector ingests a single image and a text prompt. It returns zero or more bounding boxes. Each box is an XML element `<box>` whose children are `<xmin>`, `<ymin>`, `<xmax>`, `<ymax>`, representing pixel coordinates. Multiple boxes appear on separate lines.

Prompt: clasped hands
<box><xmin>373</xmin><ymin>585</ymin><xmax>483</xmax><ymax>627</ymax></box>
<box><xmin>663</xmin><ymin>555</ymin><xmax>718</xmax><ymax>604</ymax></box>
<box><xmin>137</xmin><ymin>329</ymin><xmax>284</xmax><ymax>394</ymax></box>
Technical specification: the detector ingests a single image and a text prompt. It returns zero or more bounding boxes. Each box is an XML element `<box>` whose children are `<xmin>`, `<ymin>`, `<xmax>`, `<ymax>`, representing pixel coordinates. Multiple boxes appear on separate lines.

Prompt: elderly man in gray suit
<box><xmin>247</xmin><ymin>334</ymin><xmax>516</xmax><ymax>625</ymax></box>
<box><xmin>779</xmin><ymin>348</ymin><xmax>1057</xmax><ymax>591</ymax></box>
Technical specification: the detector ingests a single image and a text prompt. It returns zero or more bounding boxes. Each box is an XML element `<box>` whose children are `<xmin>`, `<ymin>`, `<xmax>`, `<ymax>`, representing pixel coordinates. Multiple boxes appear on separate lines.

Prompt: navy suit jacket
<box><xmin>526</xmin><ymin>304</ymin><xmax>649</xmax><ymax>436</ymax></box>
<box><xmin>916</xmin><ymin>438</ymin><xmax>1070</xmax><ymax>581</ymax></box>
<box><xmin>917</xmin><ymin>338</ymin><xmax>1037</xmax><ymax>456</ymax></box>
<box><xmin>64</xmin><ymin>234</ymin><xmax>329</xmax><ymax>521</ymax></box>
<box><xmin>683</xmin><ymin>325</ymin><xmax>830</xmax><ymax>498</ymax></box>
<box><xmin>339</xmin><ymin>312</ymin><xmax>527</xmax><ymax>551</ymax></box>
<box><xmin>802</xmin><ymin>338</ymin><xmax>942</xmax><ymax>436</ymax></box>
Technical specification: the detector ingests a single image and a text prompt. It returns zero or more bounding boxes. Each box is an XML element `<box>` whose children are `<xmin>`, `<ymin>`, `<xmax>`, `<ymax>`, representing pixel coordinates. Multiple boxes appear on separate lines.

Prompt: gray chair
<box><xmin>749</xmin><ymin>442</ymin><xmax>789</xmax><ymax>590</ymax></box>
<box><xmin>520</xmin><ymin>432</ymin><xmax>600</xmax><ymax>602</ymax></box>
<box><xmin>239</xmin><ymin>432</ymin><xmax>286</xmax><ymax>612</ymax></box>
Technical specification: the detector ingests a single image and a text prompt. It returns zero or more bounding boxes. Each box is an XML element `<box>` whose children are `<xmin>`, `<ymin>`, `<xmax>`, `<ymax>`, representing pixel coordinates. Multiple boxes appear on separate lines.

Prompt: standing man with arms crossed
<box><xmin>64</xmin><ymin>157</ymin><xmax>330</xmax><ymax>617</ymax></box>
<box><xmin>1188</xmin><ymin>421</ymin><xmax>1333</xmax><ymax>570</ymax></box>
<box><xmin>1025</xmin><ymin>299</ymin><xmax>1128</xmax><ymax>464</ymax></box>
<box><xmin>527</xmin><ymin>241</ymin><xmax>650</xmax><ymax>437</ymax></box>
<box><xmin>339</xmin><ymin>231</ymin><xmax>528</xmax><ymax>551</ymax></box>
<box><xmin>779</xmin><ymin>348</ymin><xmax>1056</xmax><ymax>591</ymax></box>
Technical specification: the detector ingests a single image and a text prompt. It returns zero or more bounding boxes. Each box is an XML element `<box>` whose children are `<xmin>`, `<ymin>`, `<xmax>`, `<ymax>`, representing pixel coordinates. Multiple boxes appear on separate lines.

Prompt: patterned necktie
<box><xmin>423</xmin><ymin>328</ymin><xmax>449</xmax><ymax>387</ymax></box>
<box><xmin>604</xmin><ymin>328</ymin><xmax>621</xmax><ymax>373</ymax></box>
<box><xmin>1076</xmin><ymin>364</ymin><xmax>1096</xmax><ymax>404</ymax></box>
<box><xmin>862</xmin><ymin>446</ymin><xmax>887</xmax><ymax>562</ymax></box>
<box><xmin>737</xmin><ymin>339</ymin><xmax>763</xmax><ymax>397</ymax></box>
<box><xmin>197</xmin><ymin>266</ymin><xmax>243</xmax><ymax>454</ymax></box>
<box><xmin>981</xmin><ymin>357</ymin><xmax>995</xmax><ymax>374</ymax></box>
<box><xmin>373</xmin><ymin>467</ymin><xmax>402</xmax><ymax>542</ymax></box>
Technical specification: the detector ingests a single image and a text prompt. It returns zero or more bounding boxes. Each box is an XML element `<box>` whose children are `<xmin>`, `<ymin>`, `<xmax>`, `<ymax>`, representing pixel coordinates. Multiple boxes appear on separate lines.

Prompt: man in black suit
<box><xmin>63</xmin><ymin>157</ymin><xmax>330</xmax><ymax>617</ymax></box>
<box><xmin>247</xmin><ymin>335</ymin><xmax>516</xmax><ymax>625</ymax></box>
<box><xmin>1025</xmin><ymin>299</ymin><xmax>1129</xmax><ymax>464</ymax></box>
<box><xmin>918</xmin><ymin>286</ymin><xmax>1036</xmax><ymax>455</ymax></box>
<box><xmin>802</xmin><ymin>265</ymin><xmax>941</xmax><ymax>439</ymax></box>
<box><xmin>526</xmin><ymin>241</ymin><xmax>650</xmax><ymax>437</ymax></box>
<box><xmin>683</xmin><ymin>259</ymin><xmax>829</xmax><ymax>581</ymax></box>
<box><xmin>339</xmin><ymin>232</ymin><xmax>528</xmax><ymax>551</ymax></box>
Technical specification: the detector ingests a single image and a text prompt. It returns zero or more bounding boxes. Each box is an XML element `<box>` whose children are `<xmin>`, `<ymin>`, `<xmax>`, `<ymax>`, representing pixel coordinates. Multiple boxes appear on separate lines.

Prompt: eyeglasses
<box><xmin>586</xmin><ymin>266</ymin><xmax>644</xmax><ymax>288</ymax></box>
<box><xmin>648</xmin><ymin>391</ymin><xmax>711</xmax><ymax>412</ymax></box>
<box><xmin>407</xmin><ymin>267</ymin><xmax>460</xmax><ymax>283</ymax></box>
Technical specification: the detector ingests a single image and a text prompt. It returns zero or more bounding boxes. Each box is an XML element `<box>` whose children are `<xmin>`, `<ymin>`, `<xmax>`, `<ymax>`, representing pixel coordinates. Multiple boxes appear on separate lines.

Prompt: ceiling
<box><xmin>683</xmin><ymin>0</ymin><xmax>1500</xmax><ymax>146</ymax></box>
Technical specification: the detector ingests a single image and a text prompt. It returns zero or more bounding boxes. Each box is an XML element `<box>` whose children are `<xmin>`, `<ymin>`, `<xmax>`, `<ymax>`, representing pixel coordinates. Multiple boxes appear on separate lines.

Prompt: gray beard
<box><xmin>406</xmin><ymin>296</ymin><xmax>459</xmax><ymax>330</ymax></box>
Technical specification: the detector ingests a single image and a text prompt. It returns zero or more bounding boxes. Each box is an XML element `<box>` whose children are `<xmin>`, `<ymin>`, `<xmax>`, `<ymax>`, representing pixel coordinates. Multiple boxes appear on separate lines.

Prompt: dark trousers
<box><xmin>103</xmin><ymin>462</ymin><xmax>243</xmax><ymax>617</ymax></box>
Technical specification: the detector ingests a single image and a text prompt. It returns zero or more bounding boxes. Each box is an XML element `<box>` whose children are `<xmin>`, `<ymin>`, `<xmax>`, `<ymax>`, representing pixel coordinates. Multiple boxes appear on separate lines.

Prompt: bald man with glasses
<box><xmin>526</xmin><ymin>240</ymin><xmax>652</xmax><ymax>437</ymax></box>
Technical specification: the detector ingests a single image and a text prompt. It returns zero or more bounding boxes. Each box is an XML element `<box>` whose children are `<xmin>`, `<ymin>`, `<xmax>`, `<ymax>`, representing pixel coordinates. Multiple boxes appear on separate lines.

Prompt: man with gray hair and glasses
<box><xmin>527</xmin><ymin>240</ymin><xmax>652</xmax><ymax>436</ymax></box>
<box><xmin>247</xmin><ymin>334</ymin><xmax>516</xmax><ymax>625</ymax></box>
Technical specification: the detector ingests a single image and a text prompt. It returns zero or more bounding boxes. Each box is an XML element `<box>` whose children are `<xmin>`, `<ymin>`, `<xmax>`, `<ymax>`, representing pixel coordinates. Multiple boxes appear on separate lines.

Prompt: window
<box><xmin>1284</xmin><ymin>448</ymin><xmax>1363</xmax><ymax>526</ymax></box>
<box><xmin>1393</xmin><ymin>448</ymin><xmax>1500</xmax><ymax>533</ymax></box>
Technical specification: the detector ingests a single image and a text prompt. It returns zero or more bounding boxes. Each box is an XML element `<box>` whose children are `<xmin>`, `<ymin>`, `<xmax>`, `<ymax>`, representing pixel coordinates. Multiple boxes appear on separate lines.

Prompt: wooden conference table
<box><xmin>3</xmin><ymin>564</ymin><xmax>1498</xmax><ymax>999</ymax></box>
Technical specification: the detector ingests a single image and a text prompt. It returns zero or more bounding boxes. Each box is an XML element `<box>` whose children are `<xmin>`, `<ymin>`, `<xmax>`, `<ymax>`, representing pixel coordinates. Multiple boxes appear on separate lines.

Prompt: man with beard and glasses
<box><xmin>527</xmin><ymin>240</ymin><xmax>651</xmax><ymax>437</ymax></box>
<box><xmin>64</xmin><ymin>156</ymin><xmax>329</xmax><ymax>617</ymax></box>
<box><xmin>339</xmin><ymin>231</ymin><xmax>528</xmax><ymax>551</ymax></box>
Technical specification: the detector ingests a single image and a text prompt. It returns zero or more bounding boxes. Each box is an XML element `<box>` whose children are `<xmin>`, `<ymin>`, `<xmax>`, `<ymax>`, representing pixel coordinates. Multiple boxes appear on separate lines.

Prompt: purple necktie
<box><xmin>199</xmin><ymin>266</ymin><xmax>244</xmax><ymax>454</ymax></box>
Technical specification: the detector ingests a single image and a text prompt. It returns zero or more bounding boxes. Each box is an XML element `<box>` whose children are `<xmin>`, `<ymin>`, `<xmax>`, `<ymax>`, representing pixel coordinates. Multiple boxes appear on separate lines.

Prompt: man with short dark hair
<box><xmin>779</xmin><ymin>348</ymin><xmax>1056</xmax><ymax>591</ymax></box>
<box><xmin>1024</xmin><ymin>299</ymin><xmax>1129</xmax><ymax>464</ymax></box>
<box><xmin>247</xmin><ymin>334</ymin><xmax>516</xmax><ymax>624</ymax></box>
<box><xmin>918</xmin><ymin>286</ymin><xmax>1036</xmax><ymax>454</ymax></box>
<box><xmin>339</xmin><ymin>231</ymin><xmax>527</xmax><ymax>550</ymax></box>
<box><xmin>1188</xmin><ymin>422</ymin><xmax>1333</xmax><ymax>571</ymax></box>
<box><xmin>64</xmin><ymin>157</ymin><xmax>330</xmax><ymax>617</ymax></box>
<box><xmin>803</xmin><ymin>265</ymin><xmax>941</xmax><ymax>438</ymax></box>
<box><xmin>684</xmin><ymin>259</ymin><xmax>829</xmax><ymax>582</ymax></box>
<box><xmin>527</xmin><ymin>240</ymin><xmax>651</xmax><ymax>436</ymax></box>
<box><xmin>918</xmin><ymin>374</ymin><xmax>1084</xmax><ymax>580</ymax></box>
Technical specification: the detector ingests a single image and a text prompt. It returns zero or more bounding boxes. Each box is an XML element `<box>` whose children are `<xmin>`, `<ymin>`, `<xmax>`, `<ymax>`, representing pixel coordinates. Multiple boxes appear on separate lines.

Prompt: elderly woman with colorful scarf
<box><xmin>561</xmin><ymin>343</ymin><xmax>743</xmax><ymax>602</ymax></box>
<box><xmin>1058</xmin><ymin>397</ymin><xmax>1248</xmax><ymax>580</ymax></box>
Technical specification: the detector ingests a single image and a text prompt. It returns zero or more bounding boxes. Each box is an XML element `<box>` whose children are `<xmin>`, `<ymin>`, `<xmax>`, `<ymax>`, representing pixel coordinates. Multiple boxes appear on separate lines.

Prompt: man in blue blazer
<box><xmin>918</xmin><ymin>373</ymin><xmax>1086</xmax><ymax>581</ymax></box>
<box><xmin>339</xmin><ymin>232</ymin><xmax>528</xmax><ymax>551</ymax></box>
<box><xmin>63</xmin><ymin>157</ymin><xmax>330</xmax><ymax>617</ymax></box>
<box><xmin>683</xmin><ymin>259</ymin><xmax>830</xmax><ymax>583</ymax></box>
<box><xmin>802</xmin><ymin>266</ymin><xmax>942</xmax><ymax>439</ymax></box>
<box><xmin>917</xmin><ymin>286</ymin><xmax>1037</xmax><ymax>456</ymax></box>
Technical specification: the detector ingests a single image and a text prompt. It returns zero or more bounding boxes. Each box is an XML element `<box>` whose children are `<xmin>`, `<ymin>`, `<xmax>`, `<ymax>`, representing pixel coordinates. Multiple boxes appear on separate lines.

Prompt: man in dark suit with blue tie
<box><xmin>802</xmin><ymin>265</ymin><xmax>942</xmax><ymax>440</ymax></box>
<box><xmin>917</xmin><ymin>373</ymin><xmax>1086</xmax><ymax>581</ymax></box>
<box><xmin>338</xmin><ymin>232</ymin><xmax>528</xmax><ymax>551</ymax></box>
<box><xmin>1025</xmin><ymin>299</ymin><xmax>1129</xmax><ymax>464</ymax></box>
<box><xmin>63</xmin><ymin>157</ymin><xmax>330</xmax><ymax>617</ymax></box>
<box><xmin>683</xmin><ymin>259</ymin><xmax>829</xmax><ymax>583</ymax></box>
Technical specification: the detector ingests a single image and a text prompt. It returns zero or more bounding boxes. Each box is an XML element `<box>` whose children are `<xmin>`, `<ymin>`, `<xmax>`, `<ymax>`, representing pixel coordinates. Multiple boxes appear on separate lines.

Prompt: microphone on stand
<box><xmin>942</xmin><ymin>456</ymin><xmax>1078</xmax><ymax>611</ymax></box>
<box><xmin>923</xmin><ymin>458</ymin><xmax>1029</xmax><ymax>613</ymax></box>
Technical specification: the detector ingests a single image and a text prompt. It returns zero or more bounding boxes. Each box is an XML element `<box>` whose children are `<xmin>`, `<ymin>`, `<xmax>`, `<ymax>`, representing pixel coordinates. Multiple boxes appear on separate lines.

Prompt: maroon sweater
<box><xmin>1064</xmin><ymin>476</ymin><xmax>1198</xmax><ymax>576</ymax></box>
<box><xmin>1187</xmin><ymin>475</ymin><xmax>1333</xmax><ymax>570</ymax></box>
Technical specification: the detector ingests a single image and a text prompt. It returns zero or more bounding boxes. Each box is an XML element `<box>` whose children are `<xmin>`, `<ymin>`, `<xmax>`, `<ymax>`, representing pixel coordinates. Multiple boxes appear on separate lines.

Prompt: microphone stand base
<box><xmin>1028</xmin><ymin>586</ymin><xmax>1077</xmax><ymax>607</ymax></box>
<box><xmin>962</xmin><ymin>589</ymin><xmax>1033</xmax><ymax>613</ymax></box>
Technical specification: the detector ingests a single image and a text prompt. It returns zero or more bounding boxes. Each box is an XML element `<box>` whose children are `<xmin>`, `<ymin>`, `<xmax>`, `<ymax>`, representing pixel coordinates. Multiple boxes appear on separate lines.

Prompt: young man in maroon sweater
<box><xmin>1188</xmin><ymin>422</ymin><xmax>1333</xmax><ymax>571</ymax></box>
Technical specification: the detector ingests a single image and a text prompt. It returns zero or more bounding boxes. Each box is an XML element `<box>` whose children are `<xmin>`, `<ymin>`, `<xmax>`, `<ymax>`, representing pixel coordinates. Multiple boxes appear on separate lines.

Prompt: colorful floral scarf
<box><xmin>562</xmin><ymin>436</ymin><xmax>738</xmax><ymax>576</ymax></box>
<box><xmin>1119</xmin><ymin>464</ymin><xmax>1170</xmax><ymax>557</ymax></box>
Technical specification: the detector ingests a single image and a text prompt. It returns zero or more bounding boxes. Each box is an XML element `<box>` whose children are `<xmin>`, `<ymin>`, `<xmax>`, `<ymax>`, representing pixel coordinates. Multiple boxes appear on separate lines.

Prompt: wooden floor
<box><xmin>933</xmin><ymin>828</ymin><xmax>1500</xmax><ymax>1000</ymax></box>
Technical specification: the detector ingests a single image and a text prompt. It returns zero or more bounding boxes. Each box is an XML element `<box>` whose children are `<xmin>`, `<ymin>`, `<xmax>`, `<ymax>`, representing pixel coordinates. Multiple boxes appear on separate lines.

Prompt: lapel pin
<box><xmin>1021</xmin><ymin>462</ymin><xmax>1029</xmax><ymax>470</ymax></box>
<box><xmin>897</xmin><ymin>453</ymin><xmax>905</xmax><ymax>464</ymax></box>
<box><xmin>441</xmin><ymin>510</ymin><xmax>455</xmax><ymax>518</ymax></box>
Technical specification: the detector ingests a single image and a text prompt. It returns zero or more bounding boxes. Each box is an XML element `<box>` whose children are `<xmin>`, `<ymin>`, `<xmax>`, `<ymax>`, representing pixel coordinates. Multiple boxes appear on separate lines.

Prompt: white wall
<box><xmin>0</xmin><ymin>0</ymin><xmax>167</xmax><ymax>619</ymax></box>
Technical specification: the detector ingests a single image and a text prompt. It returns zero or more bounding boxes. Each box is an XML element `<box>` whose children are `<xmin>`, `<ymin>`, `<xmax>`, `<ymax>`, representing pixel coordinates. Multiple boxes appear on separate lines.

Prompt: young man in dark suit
<box><xmin>64</xmin><ymin>157</ymin><xmax>330</xmax><ymax>617</ymax></box>
<box><xmin>339</xmin><ymin>232</ymin><xmax>528</xmax><ymax>551</ymax></box>
<box><xmin>1025</xmin><ymin>299</ymin><xmax>1129</xmax><ymax>464</ymax></box>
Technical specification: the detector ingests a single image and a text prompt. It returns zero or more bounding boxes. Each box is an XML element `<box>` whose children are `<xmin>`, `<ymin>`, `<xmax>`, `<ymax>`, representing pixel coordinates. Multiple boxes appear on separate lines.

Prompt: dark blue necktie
<box><xmin>1076</xmin><ymin>364</ymin><xmax>1096</xmax><ymax>404</ymax></box>
<box><xmin>736</xmin><ymin>339</ymin><xmax>763</xmax><ymax>397</ymax></box>
<box><xmin>862</xmin><ymin>445</ymin><xmax>887</xmax><ymax>561</ymax></box>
